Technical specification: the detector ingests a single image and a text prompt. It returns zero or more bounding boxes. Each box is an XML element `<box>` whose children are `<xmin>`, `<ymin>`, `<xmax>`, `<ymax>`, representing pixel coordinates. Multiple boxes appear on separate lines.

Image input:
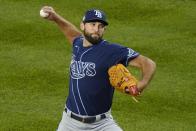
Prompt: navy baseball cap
<box><xmin>82</xmin><ymin>9</ymin><xmax>108</xmax><ymax>26</ymax></box>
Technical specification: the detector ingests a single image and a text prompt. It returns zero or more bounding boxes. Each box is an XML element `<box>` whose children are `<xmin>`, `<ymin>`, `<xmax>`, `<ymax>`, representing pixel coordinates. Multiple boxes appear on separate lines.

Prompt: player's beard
<box><xmin>83</xmin><ymin>30</ymin><xmax>103</xmax><ymax>45</ymax></box>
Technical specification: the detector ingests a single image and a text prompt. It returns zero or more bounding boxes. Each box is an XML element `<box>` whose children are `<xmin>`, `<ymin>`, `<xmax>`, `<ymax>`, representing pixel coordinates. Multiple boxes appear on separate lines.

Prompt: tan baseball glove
<box><xmin>108</xmin><ymin>64</ymin><xmax>140</xmax><ymax>97</ymax></box>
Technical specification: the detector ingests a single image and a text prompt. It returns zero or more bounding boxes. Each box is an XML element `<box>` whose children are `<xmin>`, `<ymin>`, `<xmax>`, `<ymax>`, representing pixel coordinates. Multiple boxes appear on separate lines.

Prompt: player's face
<box><xmin>82</xmin><ymin>22</ymin><xmax>106</xmax><ymax>45</ymax></box>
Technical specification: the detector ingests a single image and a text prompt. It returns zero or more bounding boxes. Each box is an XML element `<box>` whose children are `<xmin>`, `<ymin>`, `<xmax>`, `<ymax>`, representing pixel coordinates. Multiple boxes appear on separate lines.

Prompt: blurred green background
<box><xmin>0</xmin><ymin>0</ymin><xmax>196</xmax><ymax>130</ymax></box>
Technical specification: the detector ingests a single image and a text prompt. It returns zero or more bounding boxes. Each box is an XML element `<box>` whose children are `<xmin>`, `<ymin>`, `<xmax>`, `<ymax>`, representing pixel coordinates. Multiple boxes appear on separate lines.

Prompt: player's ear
<box><xmin>80</xmin><ymin>22</ymin><xmax>85</xmax><ymax>31</ymax></box>
<box><xmin>104</xmin><ymin>26</ymin><xmax>107</xmax><ymax>31</ymax></box>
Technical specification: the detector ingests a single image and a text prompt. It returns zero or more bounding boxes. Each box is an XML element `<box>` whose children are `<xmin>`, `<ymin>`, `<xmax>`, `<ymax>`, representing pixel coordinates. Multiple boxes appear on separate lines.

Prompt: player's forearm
<box><xmin>53</xmin><ymin>14</ymin><xmax>81</xmax><ymax>43</ymax></box>
<box><xmin>128</xmin><ymin>55</ymin><xmax>156</xmax><ymax>92</ymax></box>
<box><xmin>138</xmin><ymin>57</ymin><xmax>156</xmax><ymax>92</ymax></box>
<box><xmin>40</xmin><ymin>6</ymin><xmax>82</xmax><ymax>43</ymax></box>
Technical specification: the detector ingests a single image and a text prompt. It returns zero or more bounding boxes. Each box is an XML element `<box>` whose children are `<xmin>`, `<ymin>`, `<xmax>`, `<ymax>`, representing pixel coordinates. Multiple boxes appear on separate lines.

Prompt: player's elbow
<box><xmin>141</xmin><ymin>56</ymin><xmax>156</xmax><ymax>74</ymax></box>
<box><xmin>148</xmin><ymin>58</ymin><xmax>156</xmax><ymax>74</ymax></box>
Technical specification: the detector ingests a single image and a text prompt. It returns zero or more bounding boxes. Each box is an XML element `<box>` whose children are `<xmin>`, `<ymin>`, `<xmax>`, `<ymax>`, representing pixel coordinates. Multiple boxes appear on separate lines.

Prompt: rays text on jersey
<box><xmin>70</xmin><ymin>58</ymin><xmax>96</xmax><ymax>79</ymax></box>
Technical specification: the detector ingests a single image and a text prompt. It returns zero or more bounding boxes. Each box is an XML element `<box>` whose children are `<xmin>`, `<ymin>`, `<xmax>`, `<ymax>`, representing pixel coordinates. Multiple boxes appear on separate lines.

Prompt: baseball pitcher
<box><xmin>40</xmin><ymin>6</ymin><xmax>156</xmax><ymax>131</ymax></box>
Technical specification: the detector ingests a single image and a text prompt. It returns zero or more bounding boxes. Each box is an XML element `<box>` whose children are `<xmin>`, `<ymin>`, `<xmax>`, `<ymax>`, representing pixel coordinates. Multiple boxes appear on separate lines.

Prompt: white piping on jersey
<box><xmin>75</xmin><ymin>47</ymin><xmax>93</xmax><ymax>115</ymax></box>
<box><xmin>76</xmin><ymin>79</ymin><xmax>88</xmax><ymax>115</ymax></box>
<box><xmin>126</xmin><ymin>56</ymin><xmax>132</xmax><ymax>66</ymax></box>
<box><xmin>101</xmin><ymin>40</ymin><xmax>106</xmax><ymax>44</ymax></box>
<box><xmin>71</xmin><ymin>78</ymin><xmax>80</xmax><ymax>114</ymax></box>
<box><xmin>79</xmin><ymin>47</ymin><xmax>93</xmax><ymax>61</ymax></box>
<box><xmin>126</xmin><ymin>48</ymin><xmax>135</xmax><ymax>66</ymax></box>
<box><xmin>75</xmin><ymin>45</ymin><xmax>80</xmax><ymax>54</ymax></box>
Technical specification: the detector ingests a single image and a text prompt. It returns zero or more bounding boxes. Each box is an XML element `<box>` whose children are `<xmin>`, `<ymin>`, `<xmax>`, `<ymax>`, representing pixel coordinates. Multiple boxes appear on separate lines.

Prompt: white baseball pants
<box><xmin>57</xmin><ymin>110</ymin><xmax>123</xmax><ymax>131</ymax></box>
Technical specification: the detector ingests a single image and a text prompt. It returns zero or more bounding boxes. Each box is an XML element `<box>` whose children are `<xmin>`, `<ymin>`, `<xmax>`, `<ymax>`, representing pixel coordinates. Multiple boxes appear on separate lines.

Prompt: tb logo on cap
<box><xmin>94</xmin><ymin>10</ymin><xmax>102</xmax><ymax>18</ymax></box>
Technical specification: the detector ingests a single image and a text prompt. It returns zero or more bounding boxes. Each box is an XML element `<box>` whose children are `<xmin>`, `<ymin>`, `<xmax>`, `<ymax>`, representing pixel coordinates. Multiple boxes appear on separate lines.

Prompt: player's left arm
<box><xmin>128</xmin><ymin>55</ymin><xmax>156</xmax><ymax>93</ymax></box>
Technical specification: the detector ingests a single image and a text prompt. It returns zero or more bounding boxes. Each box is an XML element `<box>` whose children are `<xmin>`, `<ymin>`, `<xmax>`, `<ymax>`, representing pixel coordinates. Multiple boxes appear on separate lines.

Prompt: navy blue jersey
<box><xmin>66</xmin><ymin>36</ymin><xmax>139</xmax><ymax>116</ymax></box>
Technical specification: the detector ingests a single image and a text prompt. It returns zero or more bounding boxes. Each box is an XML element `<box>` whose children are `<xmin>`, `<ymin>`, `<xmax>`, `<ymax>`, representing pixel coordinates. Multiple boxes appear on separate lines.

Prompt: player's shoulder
<box><xmin>72</xmin><ymin>35</ymin><xmax>83</xmax><ymax>46</ymax></box>
<box><xmin>101</xmin><ymin>40</ymin><xmax>126</xmax><ymax>51</ymax></box>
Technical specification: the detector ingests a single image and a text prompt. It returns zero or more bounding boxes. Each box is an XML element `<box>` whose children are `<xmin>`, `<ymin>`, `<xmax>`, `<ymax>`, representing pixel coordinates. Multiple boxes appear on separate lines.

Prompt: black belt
<box><xmin>65</xmin><ymin>108</ymin><xmax>106</xmax><ymax>123</ymax></box>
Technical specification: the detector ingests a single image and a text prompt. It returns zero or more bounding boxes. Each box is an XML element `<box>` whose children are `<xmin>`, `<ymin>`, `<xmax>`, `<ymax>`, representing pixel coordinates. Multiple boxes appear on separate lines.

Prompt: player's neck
<box><xmin>83</xmin><ymin>38</ymin><xmax>93</xmax><ymax>47</ymax></box>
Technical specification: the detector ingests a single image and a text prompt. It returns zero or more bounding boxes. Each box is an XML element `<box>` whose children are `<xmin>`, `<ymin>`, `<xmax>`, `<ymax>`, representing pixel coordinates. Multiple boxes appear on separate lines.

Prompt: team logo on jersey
<box><xmin>94</xmin><ymin>10</ymin><xmax>102</xmax><ymax>18</ymax></box>
<box><xmin>70</xmin><ymin>55</ymin><xmax>96</xmax><ymax>79</ymax></box>
<box><xmin>127</xmin><ymin>48</ymin><xmax>135</xmax><ymax>57</ymax></box>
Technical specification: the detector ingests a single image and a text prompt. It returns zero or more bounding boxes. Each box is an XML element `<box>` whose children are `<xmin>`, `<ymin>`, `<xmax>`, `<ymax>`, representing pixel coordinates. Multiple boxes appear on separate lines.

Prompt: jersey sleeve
<box><xmin>109</xmin><ymin>44</ymin><xmax>139</xmax><ymax>66</ymax></box>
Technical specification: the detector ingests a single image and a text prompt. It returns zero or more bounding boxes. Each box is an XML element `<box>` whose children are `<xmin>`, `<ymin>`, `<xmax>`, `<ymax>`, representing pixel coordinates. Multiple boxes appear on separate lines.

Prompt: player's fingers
<box><xmin>41</xmin><ymin>6</ymin><xmax>54</xmax><ymax>13</ymax></box>
<box><xmin>128</xmin><ymin>86</ymin><xmax>140</xmax><ymax>96</ymax></box>
<box><xmin>125</xmin><ymin>88</ymin><xmax>129</xmax><ymax>92</ymax></box>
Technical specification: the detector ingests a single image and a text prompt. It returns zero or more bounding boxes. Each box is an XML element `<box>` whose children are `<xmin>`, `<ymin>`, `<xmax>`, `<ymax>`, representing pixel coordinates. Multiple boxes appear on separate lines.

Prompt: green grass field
<box><xmin>0</xmin><ymin>0</ymin><xmax>196</xmax><ymax>131</ymax></box>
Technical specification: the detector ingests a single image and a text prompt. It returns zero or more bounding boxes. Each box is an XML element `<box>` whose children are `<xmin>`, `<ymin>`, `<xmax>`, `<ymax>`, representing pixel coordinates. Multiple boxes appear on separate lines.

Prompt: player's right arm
<box><xmin>40</xmin><ymin>6</ymin><xmax>82</xmax><ymax>44</ymax></box>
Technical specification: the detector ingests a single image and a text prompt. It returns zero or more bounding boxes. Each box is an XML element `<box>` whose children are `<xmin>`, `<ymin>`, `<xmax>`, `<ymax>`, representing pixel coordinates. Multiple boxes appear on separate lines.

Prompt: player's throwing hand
<box><xmin>40</xmin><ymin>6</ymin><xmax>57</xmax><ymax>21</ymax></box>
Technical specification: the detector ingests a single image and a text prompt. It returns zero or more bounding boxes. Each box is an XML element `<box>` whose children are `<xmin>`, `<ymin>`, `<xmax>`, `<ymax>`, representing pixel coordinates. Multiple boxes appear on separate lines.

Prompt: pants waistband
<box><xmin>64</xmin><ymin>108</ymin><xmax>107</xmax><ymax>123</ymax></box>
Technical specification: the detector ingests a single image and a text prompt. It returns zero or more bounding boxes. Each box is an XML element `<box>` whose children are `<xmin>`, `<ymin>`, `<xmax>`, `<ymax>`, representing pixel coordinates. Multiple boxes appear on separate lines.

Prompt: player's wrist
<box><xmin>52</xmin><ymin>13</ymin><xmax>61</xmax><ymax>22</ymax></box>
<box><xmin>137</xmin><ymin>80</ymin><xmax>148</xmax><ymax>93</ymax></box>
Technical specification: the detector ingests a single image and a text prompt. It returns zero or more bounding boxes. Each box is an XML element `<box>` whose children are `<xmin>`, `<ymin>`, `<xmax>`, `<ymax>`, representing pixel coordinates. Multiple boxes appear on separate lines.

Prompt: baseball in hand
<box><xmin>40</xmin><ymin>9</ymin><xmax>49</xmax><ymax>18</ymax></box>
